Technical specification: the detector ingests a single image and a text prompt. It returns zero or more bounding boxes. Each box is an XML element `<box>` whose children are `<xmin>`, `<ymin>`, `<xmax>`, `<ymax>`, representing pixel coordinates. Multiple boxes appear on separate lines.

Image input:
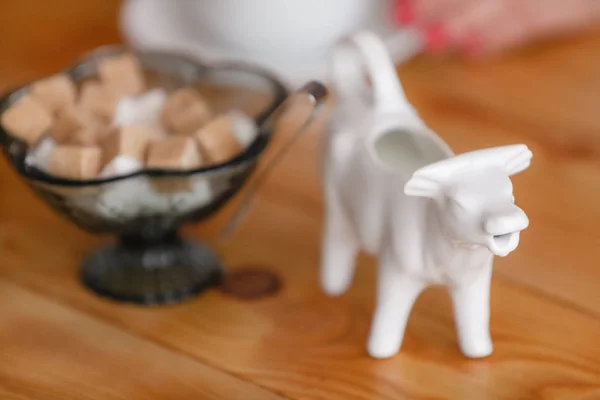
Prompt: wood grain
<box><xmin>1</xmin><ymin>1</ymin><xmax>600</xmax><ymax>399</ymax></box>
<box><xmin>0</xmin><ymin>280</ymin><xmax>285</xmax><ymax>400</ymax></box>
<box><xmin>1</xmin><ymin>175</ymin><xmax>600</xmax><ymax>399</ymax></box>
<box><xmin>0</xmin><ymin>0</ymin><xmax>122</xmax><ymax>91</ymax></box>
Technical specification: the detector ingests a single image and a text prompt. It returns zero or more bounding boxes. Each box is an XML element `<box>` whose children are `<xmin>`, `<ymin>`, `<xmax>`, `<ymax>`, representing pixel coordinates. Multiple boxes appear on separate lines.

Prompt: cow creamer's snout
<box><xmin>484</xmin><ymin>205</ymin><xmax>529</xmax><ymax>257</ymax></box>
<box><xmin>485</xmin><ymin>206</ymin><xmax>529</xmax><ymax>236</ymax></box>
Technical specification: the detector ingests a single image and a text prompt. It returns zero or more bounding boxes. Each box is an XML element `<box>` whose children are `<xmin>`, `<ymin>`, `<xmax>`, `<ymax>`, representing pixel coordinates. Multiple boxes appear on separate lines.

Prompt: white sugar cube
<box><xmin>113</xmin><ymin>88</ymin><xmax>168</xmax><ymax>135</ymax></box>
<box><xmin>96</xmin><ymin>177</ymin><xmax>158</xmax><ymax>219</ymax></box>
<box><xmin>167</xmin><ymin>177</ymin><xmax>214</xmax><ymax>214</ymax></box>
<box><xmin>25</xmin><ymin>137</ymin><xmax>57</xmax><ymax>170</ymax></box>
<box><xmin>99</xmin><ymin>155</ymin><xmax>143</xmax><ymax>178</ymax></box>
<box><xmin>227</xmin><ymin>109</ymin><xmax>259</xmax><ymax>148</ymax></box>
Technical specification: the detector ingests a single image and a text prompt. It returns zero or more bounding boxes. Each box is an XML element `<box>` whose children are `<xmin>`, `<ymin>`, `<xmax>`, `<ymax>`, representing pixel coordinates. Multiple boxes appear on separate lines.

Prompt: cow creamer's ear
<box><xmin>404</xmin><ymin>175</ymin><xmax>441</xmax><ymax>199</ymax></box>
<box><xmin>460</xmin><ymin>144</ymin><xmax>533</xmax><ymax>176</ymax></box>
<box><xmin>504</xmin><ymin>145</ymin><xmax>533</xmax><ymax>176</ymax></box>
<box><xmin>425</xmin><ymin>144</ymin><xmax>533</xmax><ymax>178</ymax></box>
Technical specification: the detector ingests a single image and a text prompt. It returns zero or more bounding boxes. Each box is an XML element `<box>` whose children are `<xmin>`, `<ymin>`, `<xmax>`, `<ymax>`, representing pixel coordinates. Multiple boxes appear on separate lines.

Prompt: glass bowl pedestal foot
<box><xmin>81</xmin><ymin>231</ymin><xmax>222</xmax><ymax>306</ymax></box>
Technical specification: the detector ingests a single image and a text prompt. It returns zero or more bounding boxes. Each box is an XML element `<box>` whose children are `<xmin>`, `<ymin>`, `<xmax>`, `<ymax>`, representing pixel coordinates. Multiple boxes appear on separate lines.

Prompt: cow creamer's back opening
<box><xmin>372</xmin><ymin>128</ymin><xmax>449</xmax><ymax>174</ymax></box>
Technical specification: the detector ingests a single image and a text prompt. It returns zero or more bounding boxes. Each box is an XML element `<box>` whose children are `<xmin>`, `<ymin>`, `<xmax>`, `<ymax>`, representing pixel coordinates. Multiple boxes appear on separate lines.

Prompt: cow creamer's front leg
<box><xmin>320</xmin><ymin>197</ymin><xmax>359</xmax><ymax>297</ymax></box>
<box><xmin>451</xmin><ymin>261</ymin><xmax>494</xmax><ymax>358</ymax></box>
<box><xmin>367</xmin><ymin>254</ymin><xmax>425</xmax><ymax>359</ymax></box>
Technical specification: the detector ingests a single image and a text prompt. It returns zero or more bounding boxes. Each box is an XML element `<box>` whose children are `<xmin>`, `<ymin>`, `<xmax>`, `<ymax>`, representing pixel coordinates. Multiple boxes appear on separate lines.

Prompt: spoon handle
<box><xmin>219</xmin><ymin>81</ymin><xmax>329</xmax><ymax>241</ymax></box>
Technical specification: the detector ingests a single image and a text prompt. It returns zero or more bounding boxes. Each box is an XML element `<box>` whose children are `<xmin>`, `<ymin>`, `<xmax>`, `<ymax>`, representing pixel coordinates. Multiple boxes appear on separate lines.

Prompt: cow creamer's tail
<box><xmin>330</xmin><ymin>30</ymin><xmax>454</xmax><ymax>178</ymax></box>
<box><xmin>330</xmin><ymin>30</ymin><xmax>410</xmax><ymax>115</ymax></box>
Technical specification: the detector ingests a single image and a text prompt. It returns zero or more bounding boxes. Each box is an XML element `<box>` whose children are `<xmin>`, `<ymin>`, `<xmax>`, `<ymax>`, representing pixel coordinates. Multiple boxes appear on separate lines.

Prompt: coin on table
<box><xmin>220</xmin><ymin>267</ymin><xmax>282</xmax><ymax>300</ymax></box>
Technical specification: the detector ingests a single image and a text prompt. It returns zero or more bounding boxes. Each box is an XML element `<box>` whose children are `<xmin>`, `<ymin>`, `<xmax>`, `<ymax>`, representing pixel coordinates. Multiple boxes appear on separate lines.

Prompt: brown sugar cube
<box><xmin>50</xmin><ymin>105</ymin><xmax>105</xmax><ymax>145</ymax></box>
<box><xmin>161</xmin><ymin>88</ymin><xmax>212</xmax><ymax>135</ymax></box>
<box><xmin>193</xmin><ymin>114</ymin><xmax>243</xmax><ymax>164</ymax></box>
<box><xmin>71</xmin><ymin>124</ymin><xmax>112</xmax><ymax>147</ymax></box>
<box><xmin>146</xmin><ymin>136</ymin><xmax>202</xmax><ymax>193</ymax></box>
<box><xmin>30</xmin><ymin>74</ymin><xmax>76</xmax><ymax>114</ymax></box>
<box><xmin>1</xmin><ymin>95</ymin><xmax>53</xmax><ymax>146</ymax></box>
<box><xmin>146</xmin><ymin>136</ymin><xmax>202</xmax><ymax>169</ymax></box>
<box><xmin>79</xmin><ymin>80</ymin><xmax>119</xmax><ymax>122</ymax></box>
<box><xmin>47</xmin><ymin>145</ymin><xmax>102</xmax><ymax>180</ymax></box>
<box><xmin>98</xmin><ymin>53</ymin><xmax>145</xmax><ymax>97</ymax></box>
<box><xmin>101</xmin><ymin>125</ymin><xmax>151</xmax><ymax>166</ymax></box>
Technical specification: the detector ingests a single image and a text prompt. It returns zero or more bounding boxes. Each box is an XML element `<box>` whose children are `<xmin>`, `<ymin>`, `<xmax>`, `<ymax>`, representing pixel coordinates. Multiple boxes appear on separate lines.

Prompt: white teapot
<box><xmin>321</xmin><ymin>30</ymin><xmax>532</xmax><ymax>359</ymax></box>
<box><xmin>120</xmin><ymin>0</ymin><xmax>414</xmax><ymax>87</ymax></box>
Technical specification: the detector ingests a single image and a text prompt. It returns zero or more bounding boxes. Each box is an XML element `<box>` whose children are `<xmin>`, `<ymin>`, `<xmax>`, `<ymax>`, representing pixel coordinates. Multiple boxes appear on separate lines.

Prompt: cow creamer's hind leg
<box><xmin>451</xmin><ymin>262</ymin><xmax>494</xmax><ymax>358</ymax></box>
<box><xmin>320</xmin><ymin>198</ymin><xmax>359</xmax><ymax>297</ymax></box>
<box><xmin>367</xmin><ymin>254</ymin><xmax>425</xmax><ymax>359</ymax></box>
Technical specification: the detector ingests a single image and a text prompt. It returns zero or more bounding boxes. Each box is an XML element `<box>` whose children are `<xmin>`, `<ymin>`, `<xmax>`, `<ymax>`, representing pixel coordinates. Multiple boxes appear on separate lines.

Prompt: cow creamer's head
<box><xmin>404</xmin><ymin>144</ymin><xmax>533</xmax><ymax>257</ymax></box>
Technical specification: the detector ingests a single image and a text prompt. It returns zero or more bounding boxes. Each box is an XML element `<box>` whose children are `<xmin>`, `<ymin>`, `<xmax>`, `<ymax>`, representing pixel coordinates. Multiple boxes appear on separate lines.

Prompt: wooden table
<box><xmin>1</xmin><ymin>2</ymin><xmax>600</xmax><ymax>399</ymax></box>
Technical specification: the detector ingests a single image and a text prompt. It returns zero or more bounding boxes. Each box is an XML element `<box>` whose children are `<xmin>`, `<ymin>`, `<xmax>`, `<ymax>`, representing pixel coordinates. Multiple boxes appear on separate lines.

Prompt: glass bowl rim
<box><xmin>0</xmin><ymin>44</ymin><xmax>290</xmax><ymax>188</ymax></box>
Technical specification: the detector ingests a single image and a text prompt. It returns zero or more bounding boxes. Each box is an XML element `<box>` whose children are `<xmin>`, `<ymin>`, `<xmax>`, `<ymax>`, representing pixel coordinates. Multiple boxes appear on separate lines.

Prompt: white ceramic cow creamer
<box><xmin>321</xmin><ymin>31</ymin><xmax>533</xmax><ymax>359</ymax></box>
